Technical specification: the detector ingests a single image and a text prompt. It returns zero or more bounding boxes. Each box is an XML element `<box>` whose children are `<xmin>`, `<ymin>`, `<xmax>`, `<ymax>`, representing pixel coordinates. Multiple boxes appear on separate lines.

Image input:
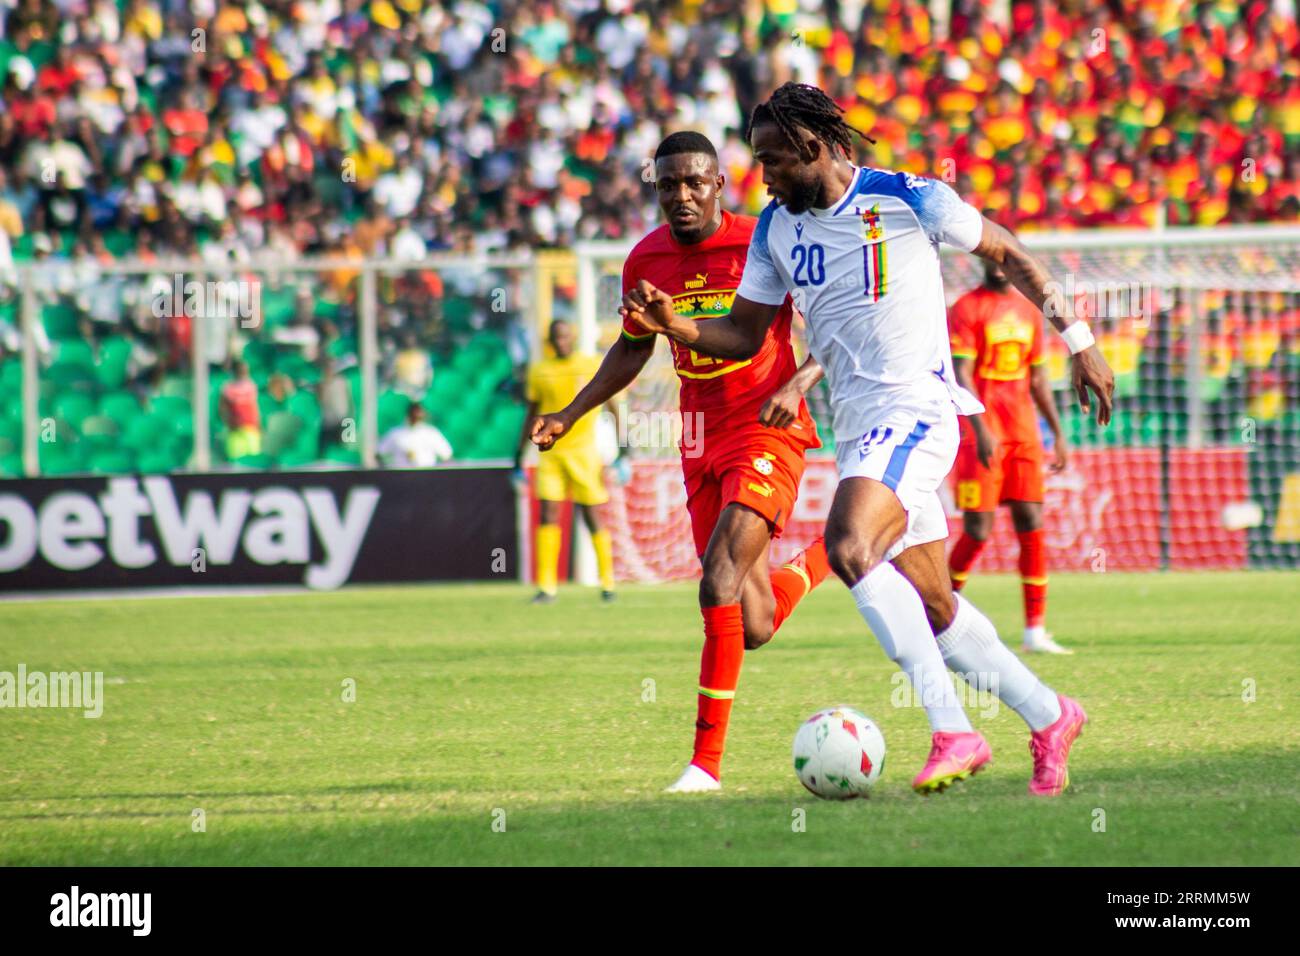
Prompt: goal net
<box><xmin>575</xmin><ymin>227</ymin><xmax>1300</xmax><ymax>581</ymax></box>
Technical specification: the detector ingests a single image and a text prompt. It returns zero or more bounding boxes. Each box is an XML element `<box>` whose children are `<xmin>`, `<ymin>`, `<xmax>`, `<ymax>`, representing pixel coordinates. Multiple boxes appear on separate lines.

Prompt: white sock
<box><xmin>935</xmin><ymin>593</ymin><xmax>1062</xmax><ymax>731</ymax></box>
<box><xmin>850</xmin><ymin>563</ymin><xmax>972</xmax><ymax>734</ymax></box>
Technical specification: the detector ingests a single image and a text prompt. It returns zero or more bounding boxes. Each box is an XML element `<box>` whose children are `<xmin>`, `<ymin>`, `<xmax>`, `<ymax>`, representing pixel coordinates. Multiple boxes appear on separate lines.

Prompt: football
<box><xmin>792</xmin><ymin>707</ymin><xmax>886</xmax><ymax>799</ymax></box>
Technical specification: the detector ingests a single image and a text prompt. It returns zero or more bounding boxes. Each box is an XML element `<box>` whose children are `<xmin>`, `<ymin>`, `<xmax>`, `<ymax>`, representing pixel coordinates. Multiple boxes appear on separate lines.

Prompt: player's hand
<box><xmin>974</xmin><ymin>423</ymin><xmax>998</xmax><ymax>470</ymax></box>
<box><xmin>1049</xmin><ymin>438</ymin><xmax>1068</xmax><ymax>473</ymax></box>
<box><xmin>529</xmin><ymin>412</ymin><xmax>571</xmax><ymax>452</ymax></box>
<box><xmin>1071</xmin><ymin>345</ymin><xmax>1114</xmax><ymax>426</ymax></box>
<box><xmin>758</xmin><ymin>381</ymin><xmax>805</xmax><ymax>430</ymax></box>
<box><xmin>619</xmin><ymin>280</ymin><xmax>678</xmax><ymax>337</ymax></box>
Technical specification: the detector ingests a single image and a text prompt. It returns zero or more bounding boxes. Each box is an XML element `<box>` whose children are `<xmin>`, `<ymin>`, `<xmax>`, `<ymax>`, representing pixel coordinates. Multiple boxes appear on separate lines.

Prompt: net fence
<box><xmin>577</xmin><ymin>227</ymin><xmax>1300</xmax><ymax>575</ymax></box>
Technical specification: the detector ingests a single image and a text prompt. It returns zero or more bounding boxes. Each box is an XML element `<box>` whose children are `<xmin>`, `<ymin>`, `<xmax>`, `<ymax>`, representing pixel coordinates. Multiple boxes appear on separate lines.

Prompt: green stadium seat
<box><xmin>275</xmin><ymin>446</ymin><xmax>318</xmax><ymax>468</ymax></box>
<box><xmin>0</xmin><ymin>358</ymin><xmax>22</xmax><ymax>393</ymax></box>
<box><xmin>39</xmin><ymin>441</ymin><xmax>86</xmax><ymax>476</ymax></box>
<box><xmin>260</xmin><ymin>286</ymin><xmax>299</xmax><ymax>327</ymax></box>
<box><xmin>0</xmin><ymin>453</ymin><xmax>22</xmax><ymax>477</ymax></box>
<box><xmin>94</xmin><ymin>336</ymin><xmax>133</xmax><ymax>389</ymax></box>
<box><xmin>41</xmin><ymin>302</ymin><xmax>82</xmax><ymax>339</ymax></box>
<box><xmin>89</xmin><ymin>448</ymin><xmax>136</xmax><ymax>475</ymax></box>
<box><xmin>52</xmin><ymin>339</ymin><xmax>94</xmax><ymax>369</ymax></box>
<box><xmin>378</xmin><ymin>390</ymin><xmax>411</xmax><ymax>432</ymax></box>
<box><xmin>136</xmin><ymin>449</ymin><xmax>184</xmax><ymax>474</ymax></box>
<box><xmin>323</xmin><ymin>442</ymin><xmax>360</xmax><ymax>465</ymax></box>
<box><xmin>231</xmin><ymin>453</ymin><xmax>272</xmax><ymax>469</ymax></box>
<box><xmin>44</xmin><ymin>362</ymin><xmax>97</xmax><ymax>393</ymax></box>
<box><xmin>96</xmin><ymin>395</ymin><xmax>140</xmax><ymax>429</ymax></box>
<box><xmin>121</xmin><ymin>415</ymin><xmax>170</xmax><ymax>453</ymax></box>
<box><xmin>53</xmin><ymin>393</ymin><xmax>96</xmax><ymax>430</ymax></box>
<box><xmin>443</xmin><ymin>297</ymin><xmax>476</xmax><ymax>331</ymax></box>
<box><xmin>286</xmin><ymin>391</ymin><xmax>321</xmax><ymax>430</ymax></box>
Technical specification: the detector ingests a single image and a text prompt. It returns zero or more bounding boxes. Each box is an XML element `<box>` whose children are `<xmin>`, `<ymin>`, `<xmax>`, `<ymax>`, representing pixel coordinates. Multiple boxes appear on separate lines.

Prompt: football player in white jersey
<box><xmin>623</xmin><ymin>83</ymin><xmax>1114</xmax><ymax>797</ymax></box>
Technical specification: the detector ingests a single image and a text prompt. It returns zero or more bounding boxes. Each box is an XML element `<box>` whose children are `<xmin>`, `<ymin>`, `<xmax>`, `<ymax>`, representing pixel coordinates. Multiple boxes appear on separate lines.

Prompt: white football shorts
<box><xmin>833</xmin><ymin>399</ymin><xmax>958</xmax><ymax>560</ymax></box>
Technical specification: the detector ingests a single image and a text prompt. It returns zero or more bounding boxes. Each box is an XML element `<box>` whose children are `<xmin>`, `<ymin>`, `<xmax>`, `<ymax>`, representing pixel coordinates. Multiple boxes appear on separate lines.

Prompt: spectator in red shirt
<box><xmin>219</xmin><ymin>361</ymin><xmax>261</xmax><ymax>460</ymax></box>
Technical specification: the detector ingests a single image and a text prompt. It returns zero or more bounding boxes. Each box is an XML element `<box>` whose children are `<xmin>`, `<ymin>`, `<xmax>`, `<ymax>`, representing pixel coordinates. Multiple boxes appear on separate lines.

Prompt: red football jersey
<box><xmin>948</xmin><ymin>285</ymin><xmax>1045</xmax><ymax>445</ymax></box>
<box><xmin>621</xmin><ymin>210</ymin><xmax>812</xmax><ymax>437</ymax></box>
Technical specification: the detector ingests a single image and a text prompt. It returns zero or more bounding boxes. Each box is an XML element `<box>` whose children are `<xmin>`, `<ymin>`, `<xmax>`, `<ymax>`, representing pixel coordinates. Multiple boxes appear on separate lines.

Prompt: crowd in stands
<box><xmin>0</xmin><ymin>0</ymin><xmax>1297</xmax><ymax>474</ymax></box>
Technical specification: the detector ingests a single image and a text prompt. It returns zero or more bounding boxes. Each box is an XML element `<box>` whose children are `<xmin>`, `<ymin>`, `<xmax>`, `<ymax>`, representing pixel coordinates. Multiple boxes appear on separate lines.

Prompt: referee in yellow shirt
<box><xmin>515</xmin><ymin>319</ymin><xmax>617</xmax><ymax>603</ymax></box>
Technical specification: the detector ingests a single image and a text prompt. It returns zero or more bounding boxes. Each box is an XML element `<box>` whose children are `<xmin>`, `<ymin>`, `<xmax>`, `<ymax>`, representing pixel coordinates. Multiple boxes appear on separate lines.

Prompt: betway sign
<box><xmin>0</xmin><ymin>469</ymin><xmax>517</xmax><ymax>591</ymax></box>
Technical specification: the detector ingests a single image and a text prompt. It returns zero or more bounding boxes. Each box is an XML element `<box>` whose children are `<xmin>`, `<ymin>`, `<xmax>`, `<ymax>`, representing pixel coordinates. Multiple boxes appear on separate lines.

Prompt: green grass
<box><xmin>1</xmin><ymin>572</ymin><xmax>1297</xmax><ymax>866</ymax></box>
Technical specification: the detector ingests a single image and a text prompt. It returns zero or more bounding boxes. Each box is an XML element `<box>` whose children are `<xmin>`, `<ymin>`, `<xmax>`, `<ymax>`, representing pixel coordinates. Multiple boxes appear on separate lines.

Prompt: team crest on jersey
<box><xmin>753</xmin><ymin>455</ymin><xmax>774</xmax><ymax>476</ymax></box>
<box><xmin>860</xmin><ymin>203</ymin><xmax>884</xmax><ymax>241</ymax></box>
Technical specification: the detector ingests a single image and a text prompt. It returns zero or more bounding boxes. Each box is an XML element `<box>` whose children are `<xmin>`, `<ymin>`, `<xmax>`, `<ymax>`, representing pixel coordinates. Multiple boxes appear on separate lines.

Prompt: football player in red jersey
<box><xmin>529</xmin><ymin>132</ymin><xmax>833</xmax><ymax>792</ymax></box>
<box><xmin>948</xmin><ymin>261</ymin><xmax>1071</xmax><ymax>654</ymax></box>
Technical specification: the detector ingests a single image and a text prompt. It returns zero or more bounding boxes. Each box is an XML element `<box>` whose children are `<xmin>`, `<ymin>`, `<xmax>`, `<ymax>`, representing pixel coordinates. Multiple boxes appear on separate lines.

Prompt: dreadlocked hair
<box><xmin>746</xmin><ymin>82</ymin><xmax>875</xmax><ymax>160</ymax></box>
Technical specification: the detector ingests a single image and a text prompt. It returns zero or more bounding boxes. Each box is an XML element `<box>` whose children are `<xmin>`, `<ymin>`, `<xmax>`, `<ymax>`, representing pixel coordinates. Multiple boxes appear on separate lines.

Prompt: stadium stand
<box><xmin>0</xmin><ymin>0</ymin><xmax>1297</xmax><ymax>477</ymax></box>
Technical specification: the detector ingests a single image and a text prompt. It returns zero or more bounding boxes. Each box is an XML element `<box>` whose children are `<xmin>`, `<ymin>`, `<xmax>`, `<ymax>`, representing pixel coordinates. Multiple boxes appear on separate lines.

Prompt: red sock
<box><xmin>770</xmin><ymin>537</ymin><xmax>831</xmax><ymax>634</ymax></box>
<box><xmin>692</xmin><ymin>604</ymin><xmax>745</xmax><ymax>781</ymax></box>
<box><xmin>1017</xmin><ymin>528</ymin><xmax>1047</xmax><ymax>628</ymax></box>
<box><xmin>948</xmin><ymin>532</ymin><xmax>987</xmax><ymax>592</ymax></box>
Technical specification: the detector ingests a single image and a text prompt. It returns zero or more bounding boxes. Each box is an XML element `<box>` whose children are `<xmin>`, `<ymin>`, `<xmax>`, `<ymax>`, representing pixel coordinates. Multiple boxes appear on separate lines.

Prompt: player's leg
<box><xmin>1008</xmin><ymin>498</ymin><xmax>1068</xmax><ymax>653</ymax></box>
<box><xmin>891</xmin><ymin>522</ymin><xmax>1085</xmax><ymax>796</ymax></box>
<box><xmin>826</xmin><ymin>475</ymin><xmax>987</xmax><ymax>793</ymax></box>
<box><xmin>666</xmin><ymin>497</ymin><xmax>771</xmax><ymax>793</ymax></box>
<box><xmin>569</xmin><ymin>448</ymin><xmax>616</xmax><ymax>600</ymax></box>
<box><xmin>833</xmin><ymin>407</ymin><xmax>995</xmax><ymax>793</ymax></box>
<box><xmin>1004</xmin><ymin>439</ymin><xmax>1068</xmax><ymax>653</ymax></box>
<box><xmin>533</xmin><ymin>497</ymin><xmax>563</xmax><ymax>604</ymax></box>
<box><xmin>895</xmin><ymin>534</ymin><xmax>1063</xmax><ymax>730</ymax></box>
<box><xmin>948</xmin><ymin>437</ymin><xmax>999</xmax><ymax>592</ymax></box>
<box><xmin>737</xmin><ymin>438</ymin><xmax>831</xmax><ymax>643</ymax></box>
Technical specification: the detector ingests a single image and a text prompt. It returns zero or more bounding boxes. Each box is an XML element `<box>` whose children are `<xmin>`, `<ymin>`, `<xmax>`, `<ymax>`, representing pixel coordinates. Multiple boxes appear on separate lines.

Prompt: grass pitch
<box><xmin>1</xmin><ymin>572</ymin><xmax>1297</xmax><ymax>866</ymax></box>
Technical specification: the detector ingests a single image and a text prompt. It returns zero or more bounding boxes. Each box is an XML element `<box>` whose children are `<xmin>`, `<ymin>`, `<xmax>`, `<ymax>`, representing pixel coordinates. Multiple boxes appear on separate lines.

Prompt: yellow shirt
<box><xmin>525</xmin><ymin>354</ymin><xmax>601</xmax><ymax>449</ymax></box>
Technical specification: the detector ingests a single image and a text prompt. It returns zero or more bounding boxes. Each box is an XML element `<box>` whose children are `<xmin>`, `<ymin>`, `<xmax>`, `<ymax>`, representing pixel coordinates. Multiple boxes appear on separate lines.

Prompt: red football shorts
<box><xmin>954</xmin><ymin>429</ymin><xmax>1045</xmax><ymax>513</ymax></box>
<box><xmin>683</xmin><ymin>424</ymin><xmax>814</xmax><ymax>558</ymax></box>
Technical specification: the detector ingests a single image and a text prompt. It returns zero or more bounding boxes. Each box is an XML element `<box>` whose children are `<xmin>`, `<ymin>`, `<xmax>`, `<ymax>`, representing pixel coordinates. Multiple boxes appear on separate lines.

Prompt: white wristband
<box><xmin>1061</xmin><ymin>321</ymin><xmax>1095</xmax><ymax>355</ymax></box>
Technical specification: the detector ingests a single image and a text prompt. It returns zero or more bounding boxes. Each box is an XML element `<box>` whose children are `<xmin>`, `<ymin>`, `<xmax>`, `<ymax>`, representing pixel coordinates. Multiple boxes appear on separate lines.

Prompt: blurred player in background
<box><xmin>530</xmin><ymin>132</ymin><xmax>832</xmax><ymax>793</ymax></box>
<box><xmin>948</xmin><ymin>261</ymin><xmax>1072</xmax><ymax>654</ymax></box>
<box><xmin>516</xmin><ymin>319</ymin><xmax>617</xmax><ymax>604</ymax></box>
<box><xmin>625</xmin><ymin>84</ymin><xmax>1114</xmax><ymax>796</ymax></box>
<box><xmin>378</xmin><ymin>403</ymin><xmax>454</xmax><ymax>466</ymax></box>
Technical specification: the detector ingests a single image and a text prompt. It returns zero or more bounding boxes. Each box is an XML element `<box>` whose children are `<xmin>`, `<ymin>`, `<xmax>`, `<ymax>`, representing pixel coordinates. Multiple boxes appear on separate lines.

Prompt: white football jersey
<box><xmin>736</xmin><ymin>167</ymin><xmax>986</xmax><ymax>440</ymax></box>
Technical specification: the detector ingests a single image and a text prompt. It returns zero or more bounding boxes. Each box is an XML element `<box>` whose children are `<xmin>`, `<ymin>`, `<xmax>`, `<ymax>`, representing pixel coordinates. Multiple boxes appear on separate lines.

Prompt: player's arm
<box><xmin>951</xmin><ymin>355</ymin><xmax>997</xmax><ymax>469</ymax></box>
<box><xmin>759</xmin><ymin>355</ymin><xmax>823</xmax><ymax>430</ymax></box>
<box><xmin>1030</xmin><ymin>362</ymin><xmax>1067</xmax><ymax>472</ymax></box>
<box><xmin>621</xmin><ymin>280</ymin><xmax>778</xmax><ymax>360</ymax></box>
<box><xmin>528</xmin><ymin>335</ymin><xmax>654</xmax><ymax>452</ymax></box>
<box><xmin>971</xmin><ymin>218</ymin><xmax>1114</xmax><ymax>425</ymax></box>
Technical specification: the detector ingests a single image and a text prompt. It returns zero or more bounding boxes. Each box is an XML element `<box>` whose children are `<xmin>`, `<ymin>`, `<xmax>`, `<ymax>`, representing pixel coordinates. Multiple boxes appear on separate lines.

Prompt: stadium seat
<box><xmin>378</xmin><ymin>390</ymin><xmax>411</xmax><ymax>433</ymax></box>
<box><xmin>96</xmin><ymin>334</ymin><xmax>133</xmax><ymax>373</ymax></box>
<box><xmin>41</xmin><ymin>303</ymin><xmax>82</xmax><ymax>340</ymax></box>
<box><xmin>97</xmin><ymin>392</ymin><xmax>141</xmax><ymax>428</ymax></box>
<box><xmin>53</xmin><ymin>393</ymin><xmax>96</xmax><ymax>431</ymax></box>
<box><xmin>323</xmin><ymin>443</ymin><xmax>361</xmax><ymax>465</ymax></box>
<box><xmin>89</xmin><ymin>448</ymin><xmax>136</xmax><ymax>475</ymax></box>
